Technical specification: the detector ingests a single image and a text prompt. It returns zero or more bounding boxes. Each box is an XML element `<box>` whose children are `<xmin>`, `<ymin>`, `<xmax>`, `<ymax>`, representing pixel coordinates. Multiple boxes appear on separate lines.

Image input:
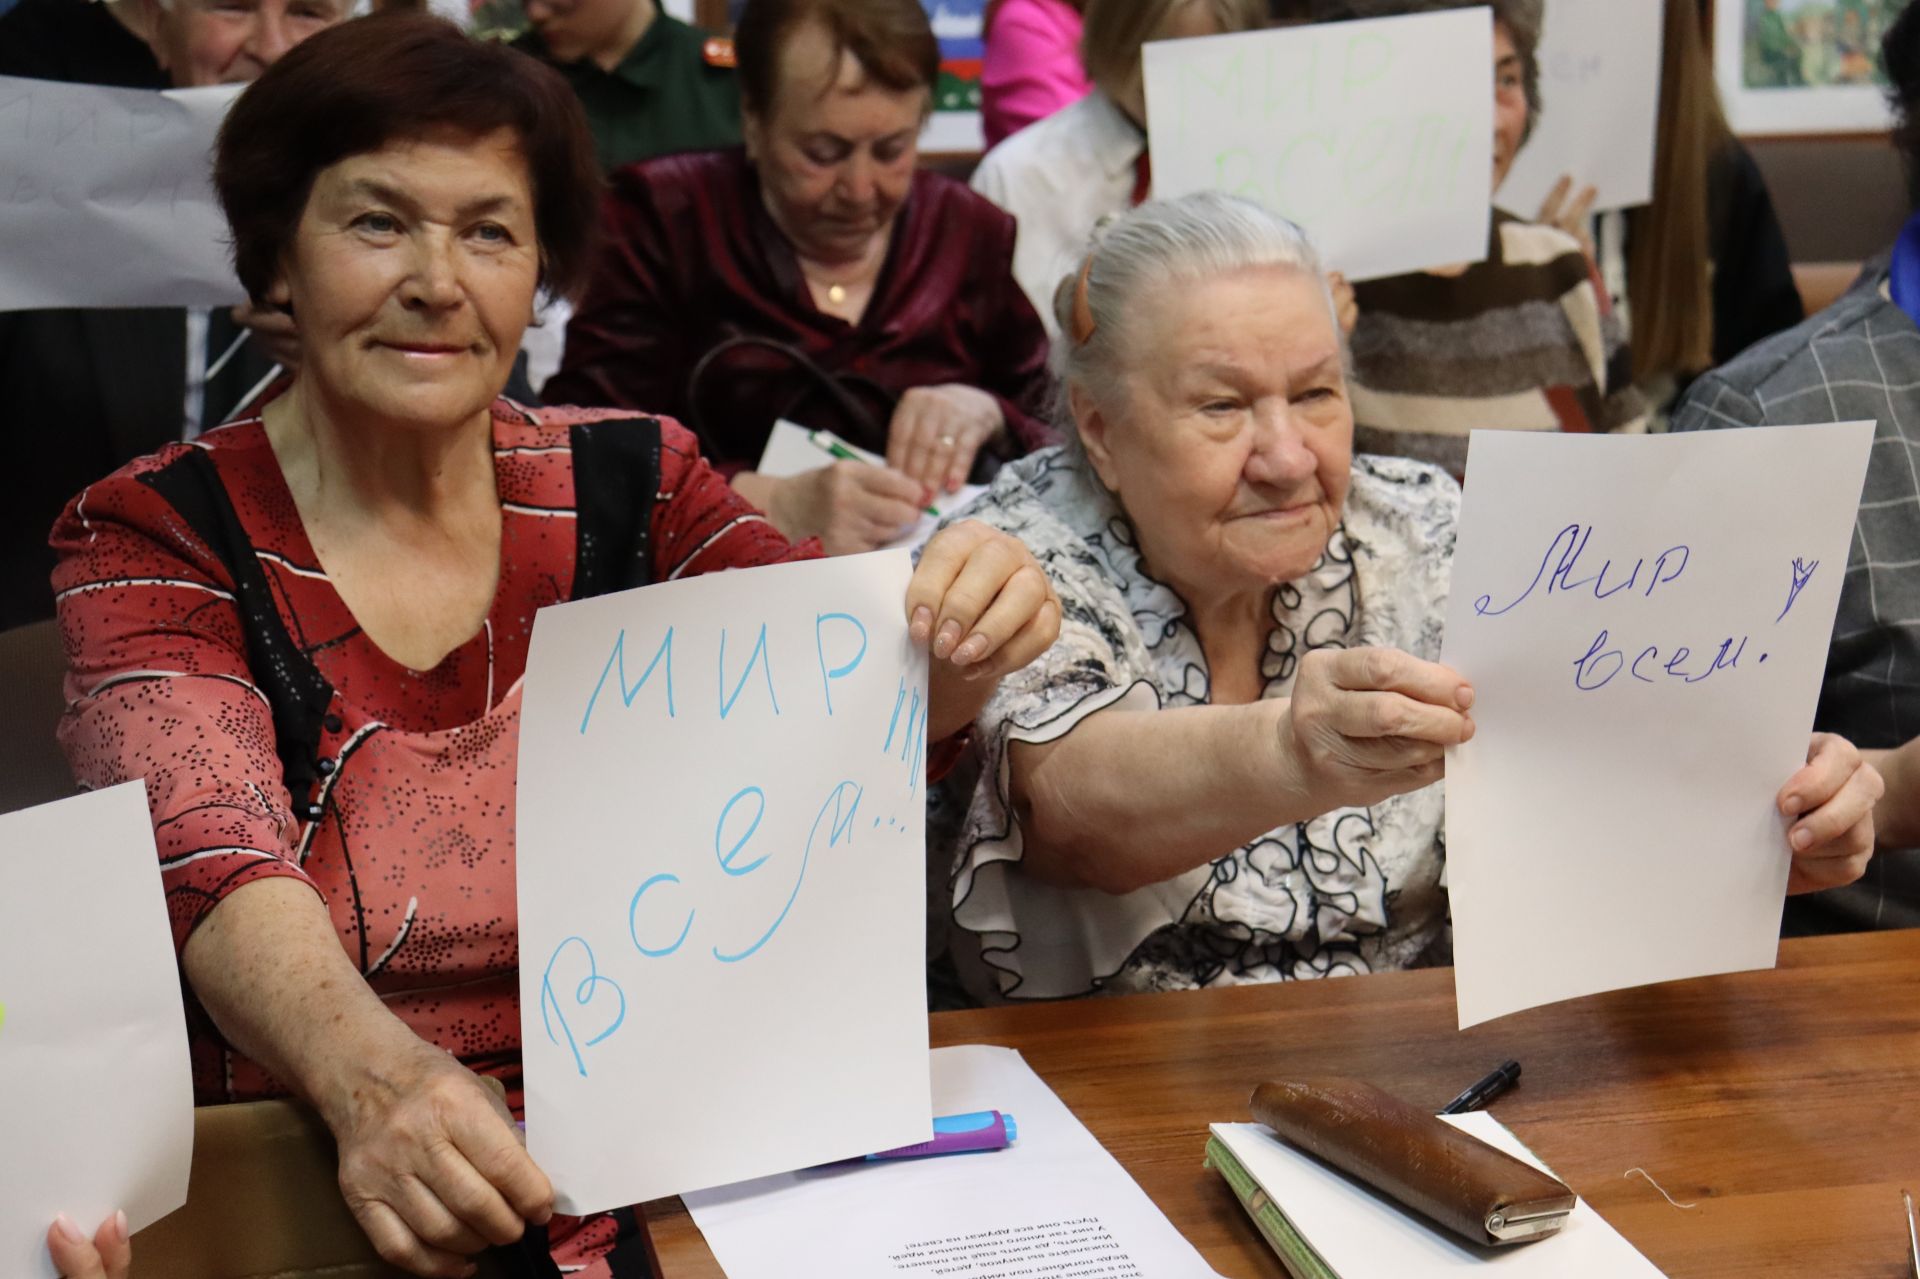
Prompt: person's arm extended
<box><xmin>184</xmin><ymin>879</ymin><xmax>553</xmax><ymax>1279</ymax></box>
<box><xmin>1011</xmin><ymin>649</ymin><xmax>1475</xmax><ymax>896</ymax></box>
<box><xmin>1866</xmin><ymin>738</ymin><xmax>1920</xmax><ymax>849</ymax></box>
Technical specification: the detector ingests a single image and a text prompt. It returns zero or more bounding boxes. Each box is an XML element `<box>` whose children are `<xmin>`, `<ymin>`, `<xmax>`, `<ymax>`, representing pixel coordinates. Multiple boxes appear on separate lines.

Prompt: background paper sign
<box><xmin>1441</xmin><ymin>425</ymin><xmax>1873</xmax><ymax>1028</ymax></box>
<box><xmin>1498</xmin><ymin>0</ymin><xmax>1664</xmax><ymax>216</ymax></box>
<box><xmin>1143</xmin><ymin>11</ymin><xmax>1494</xmax><ymax>281</ymax></box>
<box><xmin>0</xmin><ymin>782</ymin><xmax>193</xmax><ymax>1279</ymax></box>
<box><xmin>518</xmin><ymin>551</ymin><xmax>933</xmax><ymax>1213</ymax></box>
<box><xmin>0</xmin><ymin>75</ymin><xmax>244</xmax><ymax>311</ymax></box>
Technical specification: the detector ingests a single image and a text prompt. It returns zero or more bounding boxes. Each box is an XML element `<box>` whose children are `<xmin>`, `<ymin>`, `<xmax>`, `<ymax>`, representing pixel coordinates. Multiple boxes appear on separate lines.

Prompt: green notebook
<box><xmin>1204</xmin><ymin>1133</ymin><xmax>1340</xmax><ymax>1279</ymax></box>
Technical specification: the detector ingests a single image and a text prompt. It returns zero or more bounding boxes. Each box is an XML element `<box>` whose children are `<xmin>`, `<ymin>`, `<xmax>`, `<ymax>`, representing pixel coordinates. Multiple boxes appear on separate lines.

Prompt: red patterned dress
<box><xmin>52</xmin><ymin>399</ymin><xmax>815</xmax><ymax>1276</ymax></box>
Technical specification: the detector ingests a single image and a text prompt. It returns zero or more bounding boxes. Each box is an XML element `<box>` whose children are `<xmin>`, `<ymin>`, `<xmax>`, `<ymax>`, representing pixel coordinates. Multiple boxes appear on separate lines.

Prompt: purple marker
<box><xmin>866</xmin><ymin>1111</ymin><xmax>1018</xmax><ymax>1161</ymax></box>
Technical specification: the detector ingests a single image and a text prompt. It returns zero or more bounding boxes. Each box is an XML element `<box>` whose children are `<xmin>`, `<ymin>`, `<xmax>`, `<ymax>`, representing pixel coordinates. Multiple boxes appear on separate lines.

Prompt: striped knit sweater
<box><xmin>1348</xmin><ymin>211</ymin><xmax>1648</xmax><ymax>479</ymax></box>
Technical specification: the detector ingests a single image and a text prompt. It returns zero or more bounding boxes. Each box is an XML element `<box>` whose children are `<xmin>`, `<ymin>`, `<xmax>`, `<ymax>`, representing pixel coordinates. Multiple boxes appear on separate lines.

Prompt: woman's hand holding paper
<box><xmin>1779</xmin><ymin>732</ymin><xmax>1883</xmax><ymax>894</ymax></box>
<box><xmin>910</xmin><ymin>520</ymin><xmax>1061</xmax><ymax>743</ymax></box>
<box><xmin>46</xmin><ymin>1211</ymin><xmax>130</xmax><ymax>1279</ymax></box>
<box><xmin>1274</xmin><ymin>648</ymin><xmax>1476</xmax><ymax>813</ymax></box>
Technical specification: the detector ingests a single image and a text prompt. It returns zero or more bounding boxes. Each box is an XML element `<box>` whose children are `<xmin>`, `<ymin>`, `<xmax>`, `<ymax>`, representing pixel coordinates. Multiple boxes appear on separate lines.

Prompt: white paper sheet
<box><xmin>1498</xmin><ymin>0</ymin><xmax>1664</xmax><ymax>217</ymax></box>
<box><xmin>685</xmin><ymin>1044</ymin><xmax>1222</xmax><ymax>1279</ymax></box>
<box><xmin>755</xmin><ymin>419</ymin><xmax>989</xmax><ymax>550</ymax></box>
<box><xmin>517</xmin><ymin>552</ymin><xmax>933</xmax><ymax>1213</ymax></box>
<box><xmin>1142</xmin><ymin>12</ymin><xmax>1494</xmax><ymax>282</ymax></box>
<box><xmin>1440</xmin><ymin>426</ymin><xmax>1874</xmax><ymax>1027</ymax></box>
<box><xmin>1211</xmin><ymin>1113</ymin><xmax>1664</xmax><ymax>1276</ymax></box>
<box><xmin>0</xmin><ymin>76</ymin><xmax>245</xmax><ymax>311</ymax></box>
<box><xmin>0</xmin><ymin>783</ymin><xmax>194</xmax><ymax>1279</ymax></box>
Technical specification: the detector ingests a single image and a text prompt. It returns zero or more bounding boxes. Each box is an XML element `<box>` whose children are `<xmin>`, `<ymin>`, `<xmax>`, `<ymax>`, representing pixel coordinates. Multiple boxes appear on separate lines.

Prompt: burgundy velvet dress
<box><xmin>546</xmin><ymin>148</ymin><xmax>1055</xmax><ymax>473</ymax></box>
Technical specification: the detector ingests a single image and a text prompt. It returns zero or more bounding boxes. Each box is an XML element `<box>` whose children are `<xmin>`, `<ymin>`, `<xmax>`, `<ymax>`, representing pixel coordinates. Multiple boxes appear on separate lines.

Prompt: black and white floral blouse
<box><xmin>931</xmin><ymin>446</ymin><xmax>1461</xmax><ymax>1002</ymax></box>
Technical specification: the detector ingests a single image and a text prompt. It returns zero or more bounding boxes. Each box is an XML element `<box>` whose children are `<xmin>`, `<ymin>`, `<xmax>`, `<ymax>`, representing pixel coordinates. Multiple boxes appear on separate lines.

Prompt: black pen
<box><xmin>1440</xmin><ymin>1059</ymin><xmax>1522</xmax><ymax>1115</ymax></box>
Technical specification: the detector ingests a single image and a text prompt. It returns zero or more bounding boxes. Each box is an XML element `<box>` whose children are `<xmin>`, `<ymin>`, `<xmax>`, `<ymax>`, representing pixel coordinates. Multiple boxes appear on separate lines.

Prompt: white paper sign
<box><xmin>517</xmin><ymin>552</ymin><xmax>933</xmax><ymax>1213</ymax></box>
<box><xmin>1143</xmin><ymin>11</ymin><xmax>1494</xmax><ymax>281</ymax></box>
<box><xmin>685</xmin><ymin>1045</ymin><xmax>1222</xmax><ymax>1279</ymax></box>
<box><xmin>0</xmin><ymin>783</ymin><xmax>194</xmax><ymax>1279</ymax></box>
<box><xmin>1498</xmin><ymin>0</ymin><xmax>1664</xmax><ymax>216</ymax></box>
<box><xmin>0</xmin><ymin>75</ymin><xmax>245</xmax><ymax>311</ymax></box>
<box><xmin>1441</xmin><ymin>425</ymin><xmax>1873</xmax><ymax>1027</ymax></box>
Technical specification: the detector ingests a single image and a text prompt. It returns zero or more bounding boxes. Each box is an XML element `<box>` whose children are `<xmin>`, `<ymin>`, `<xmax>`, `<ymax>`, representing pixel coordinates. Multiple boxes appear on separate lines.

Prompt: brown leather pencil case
<box><xmin>1251</xmin><ymin>1078</ymin><xmax>1576</xmax><ymax>1247</ymax></box>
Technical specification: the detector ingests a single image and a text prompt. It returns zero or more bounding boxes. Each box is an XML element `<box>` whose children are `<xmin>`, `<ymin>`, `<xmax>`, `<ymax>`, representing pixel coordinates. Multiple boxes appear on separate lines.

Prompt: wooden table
<box><xmin>646</xmin><ymin>930</ymin><xmax>1920</xmax><ymax>1277</ymax></box>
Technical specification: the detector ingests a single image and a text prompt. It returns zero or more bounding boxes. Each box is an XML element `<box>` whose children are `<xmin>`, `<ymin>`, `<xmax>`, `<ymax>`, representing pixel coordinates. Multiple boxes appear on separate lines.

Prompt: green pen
<box><xmin>811</xmin><ymin>432</ymin><xmax>943</xmax><ymax>518</ymax></box>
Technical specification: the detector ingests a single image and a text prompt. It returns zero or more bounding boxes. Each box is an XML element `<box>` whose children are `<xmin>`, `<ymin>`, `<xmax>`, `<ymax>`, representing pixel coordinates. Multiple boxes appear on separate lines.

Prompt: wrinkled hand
<box><xmin>1276</xmin><ymin>648</ymin><xmax>1474</xmax><ymax>812</ymax></box>
<box><xmin>330</xmin><ymin>1038</ymin><xmax>553</xmax><ymax>1278</ymax></box>
<box><xmin>1780</xmin><ymin>732</ymin><xmax>1881</xmax><ymax>894</ymax></box>
<box><xmin>770</xmin><ymin>461</ymin><xmax>929</xmax><ymax>556</ymax></box>
<box><xmin>911</xmin><ymin>520</ymin><xmax>1060</xmax><ymax>741</ymax></box>
<box><xmin>886</xmin><ymin>384</ymin><xmax>1004</xmax><ymax>495</ymax></box>
<box><xmin>1327</xmin><ymin>271</ymin><xmax>1358</xmax><ymax>337</ymax></box>
<box><xmin>46</xmin><ymin>1212</ymin><xmax>130</xmax><ymax>1279</ymax></box>
<box><xmin>232</xmin><ymin>301</ymin><xmax>301</xmax><ymax>369</ymax></box>
<box><xmin>1535</xmin><ymin>175</ymin><xmax>1598</xmax><ymax>261</ymax></box>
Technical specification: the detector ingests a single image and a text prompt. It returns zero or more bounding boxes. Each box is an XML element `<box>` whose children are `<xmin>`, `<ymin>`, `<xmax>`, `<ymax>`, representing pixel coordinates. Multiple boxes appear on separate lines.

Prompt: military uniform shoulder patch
<box><xmin>702</xmin><ymin>37</ymin><xmax>736</xmax><ymax>69</ymax></box>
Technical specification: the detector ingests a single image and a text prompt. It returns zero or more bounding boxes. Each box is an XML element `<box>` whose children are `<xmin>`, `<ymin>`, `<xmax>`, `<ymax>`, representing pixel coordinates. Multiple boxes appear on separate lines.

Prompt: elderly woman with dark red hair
<box><xmin>47</xmin><ymin>15</ymin><xmax>1058</xmax><ymax>1278</ymax></box>
<box><xmin>545</xmin><ymin>0</ymin><xmax>1054</xmax><ymax>557</ymax></box>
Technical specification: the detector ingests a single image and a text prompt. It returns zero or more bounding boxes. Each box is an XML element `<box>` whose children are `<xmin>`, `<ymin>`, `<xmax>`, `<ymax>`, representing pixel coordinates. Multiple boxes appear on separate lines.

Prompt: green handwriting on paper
<box><xmin>0</xmin><ymin>1001</ymin><xmax>7</xmax><ymax>1038</ymax></box>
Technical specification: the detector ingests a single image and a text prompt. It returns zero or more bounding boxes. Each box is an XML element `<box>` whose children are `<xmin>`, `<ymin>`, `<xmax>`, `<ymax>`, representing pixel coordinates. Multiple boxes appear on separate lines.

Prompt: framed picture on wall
<box><xmin>921</xmin><ymin>0</ymin><xmax>987</xmax><ymax>154</ymax></box>
<box><xmin>1713</xmin><ymin>0</ymin><xmax>1912</xmax><ymax>134</ymax></box>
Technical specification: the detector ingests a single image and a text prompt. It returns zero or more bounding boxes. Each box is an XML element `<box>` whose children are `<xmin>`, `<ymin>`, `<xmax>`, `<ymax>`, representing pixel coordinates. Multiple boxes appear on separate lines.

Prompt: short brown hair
<box><xmin>214</xmin><ymin>14</ymin><xmax>602</xmax><ymax>303</ymax></box>
<box><xmin>1081</xmin><ymin>0</ymin><xmax>1269</xmax><ymax>103</ymax></box>
<box><xmin>734</xmin><ymin>0</ymin><xmax>940</xmax><ymax>114</ymax></box>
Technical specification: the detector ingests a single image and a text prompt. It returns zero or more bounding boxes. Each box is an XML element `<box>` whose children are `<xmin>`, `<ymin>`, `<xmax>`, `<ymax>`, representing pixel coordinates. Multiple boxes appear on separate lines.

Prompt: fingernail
<box><xmin>1782</xmin><ymin>794</ymin><xmax>1802</xmax><ymax>817</ymax></box>
<box><xmin>54</xmin><ymin>1214</ymin><xmax>85</xmax><ymax>1244</ymax></box>
<box><xmin>934</xmin><ymin>620</ymin><xmax>962</xmax><ymax>659</ymax></box>
<box><xmin>112</xmin><ymin>1210</ymin><xmax>128</xmax><ymax>1242</ymax></box>
<box><xmin>910</xmin><ymin>606</ymin><xmax>933</xmax><ymax>642</ymax></box>
<box><xmin>953</xmin><ymin>635</ymin><xmax>987</xmax><ymax>665</ymax></box>
<box><xmin>1792</xmin><ymin>826</ymin><xmax>1812</xmax><ymax>850</ymax></box>
<box><xmin>1456</xmin><ymin>686</ymin><xmax>1475</xmax><ymax>710</ymax></box>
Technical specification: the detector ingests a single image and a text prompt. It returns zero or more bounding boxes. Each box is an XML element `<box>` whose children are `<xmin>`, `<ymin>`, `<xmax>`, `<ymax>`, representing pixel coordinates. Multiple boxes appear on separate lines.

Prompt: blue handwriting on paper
<box><xmin>1776</xmin><ymin>559</ymin><xmax>1818</xmax><ymax>622</ymax></box>
<box><xmin>1473</xmin><ymin>524</ymin><xmax>1690</xmax><ymax>617</ymax></box>
<box><xmin>882</xmin><ymin>676</ymin><xmax>928</xmax><ymax>795</ymax></box>
<box><xmin>540</xmin><ymin>937</ymin><xmax>627</xmax><ymax>1078</ymax></box>
<box><xmin>1471</xmin><ymin>525</ymin><xmax>1827</xmax><ymax>693</ymax></box>
<box><xmin>546</xmin><ymin>601</ymin><xmax>917</xmax><ymax>1077</ymax></box>
<box><xmin>579</xmin><ymin>614</ymin><xmax>874</xmax><ymax>732</ymax></box>
<box><xmin>548</xmin><ymin>778</ymin><xmax>869</xmax><ymax>1077</ymax></box>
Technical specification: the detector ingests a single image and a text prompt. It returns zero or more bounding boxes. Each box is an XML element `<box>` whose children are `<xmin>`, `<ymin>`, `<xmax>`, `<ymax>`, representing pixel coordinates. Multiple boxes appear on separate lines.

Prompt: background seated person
<box><xmin>0</xmin><ymin>0</ymin><xmax>344</xmax><ymax>630</ymax></box>
<box><xmin>932</xmin><ymin>193</ymin><xmax>1879</xmax><ymax>1004</ymax></box>
<box><xmin>969</xmin><ymin>0</ymin><xmax>1268</xmax><ymax>331</ymax></box>
<box><xmin>1526</xmin><ymin>0</ymin><xmax>1802</xmax><ymax>418</ymax></box>
<box><xmin>1670</xmin><ymin>0</ymin><xmax>1920</xmax><ymax>937</ymax></box>
<box><xmin>546</xmin><ymin>0</ymin><xmax>1053</xmax><ymax>557</ymax></box>
<box><xmin>515</xmin><ymin>0</ymin><xmax>741</xmax><ymax>172</ymax></box>
<box><xmin>1310</xmin><ymin>0</ymin><xmax>1648</xmax><ymax>481</ymax></box>
<box><xmin>53</xmin><ymin>17</ymin><xmax>1058</xmax><ymax>1276</ymax></box>
<box><xmin>980</xmin><ymin>0</ymin><xmax>1090</xmax><ymax>149</ymax></box>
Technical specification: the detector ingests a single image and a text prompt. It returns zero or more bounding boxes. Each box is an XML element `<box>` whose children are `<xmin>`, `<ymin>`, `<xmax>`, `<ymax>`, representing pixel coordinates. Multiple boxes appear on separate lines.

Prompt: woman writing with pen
<box><xmin>546</xmin><ymin>0</ymin><xmax>1054</xmax><ymax>556</ymax></box>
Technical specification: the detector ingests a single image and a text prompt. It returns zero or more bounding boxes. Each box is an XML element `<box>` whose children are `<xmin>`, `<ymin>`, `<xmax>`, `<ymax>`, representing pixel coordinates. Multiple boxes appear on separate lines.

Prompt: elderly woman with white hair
<box><xmin>932</xmin><ymin>192</ymin><xmax>1884</xmax><ymax>1003</ymax></box>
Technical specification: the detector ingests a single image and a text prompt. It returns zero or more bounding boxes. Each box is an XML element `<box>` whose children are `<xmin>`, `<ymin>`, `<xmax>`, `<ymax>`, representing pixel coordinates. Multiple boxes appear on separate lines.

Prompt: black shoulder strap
<box><xmin>137</xmin><ymin>449</ymin><xmax>334</xmax><ymax>819</ymax></box>
<box><xmin>568</xmin><ymin>415</ymin><xmax>665</xmax><ymax>599</ymax></box>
